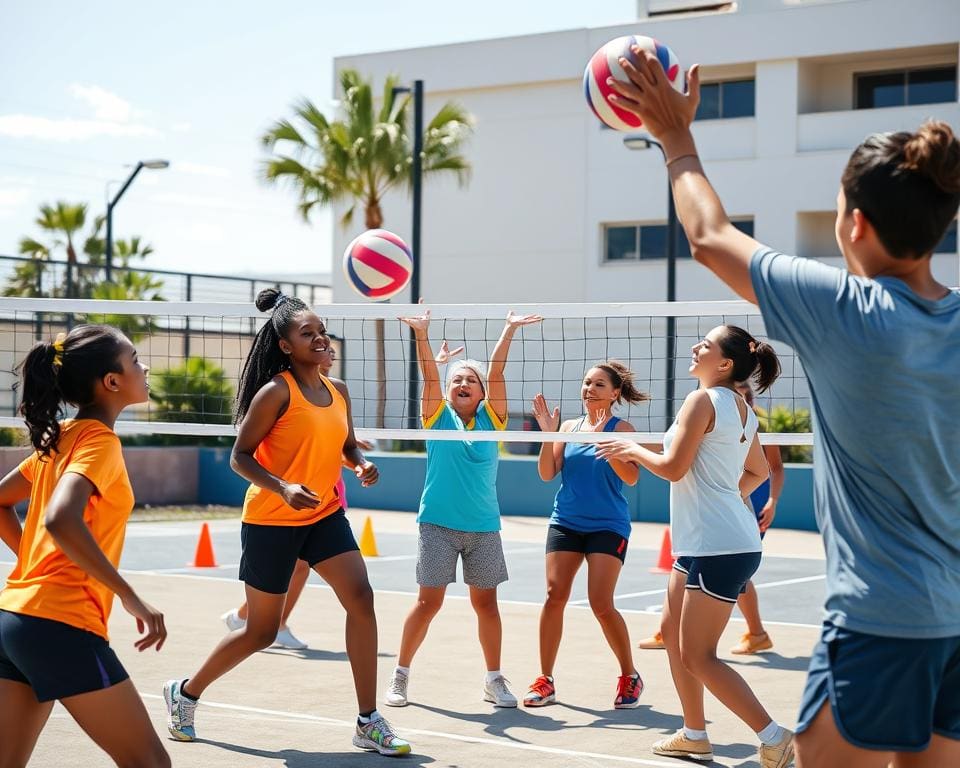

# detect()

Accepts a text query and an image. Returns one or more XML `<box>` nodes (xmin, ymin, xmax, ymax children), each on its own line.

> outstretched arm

<box><xmin>399</xmin><ymin>308</ymin><xmax>443</xmax><ymax>420</ymax></box>
<box><xmin>608</xmin><ymin>49</ymin><xmax>762</xmax><ymax>303</ymax></box>
<box><xmin>487</xmin><ymin>311</ymin><xmax>543</xmax><ymax>422</ymax></box>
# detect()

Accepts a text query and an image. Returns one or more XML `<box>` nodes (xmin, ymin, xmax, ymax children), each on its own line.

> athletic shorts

<box><xmin>416</xmin><ymin>523</ymin><xmax>508</xmax><ymax>590</ymax></box>
<box><xmin>674</xmin><ymin>552</ymin><xmax>762</xmax><ymax>603</ymax></box>
<box><xmin>546</xmin><ymin>523</ymin><xmax>629</xmax><ymax>564</ymax></box>
<box><xmin>797</xmin><ymin>622</ymin><xmax>960</xmax><ymax>751</ymax></box>
<box><xmin>750</xmin><ymin>479</ymin><xmax>770</xmax><ymax>540</ymax></box>
<box><xmin>0</xmin><ymin>610</ymin><xmax>129</xmax><ymax>702</ymax></box>
<box><xmin>239</xmin><ymin>509</ymin><xmax>358</xmax><ymax>594</ymax></box>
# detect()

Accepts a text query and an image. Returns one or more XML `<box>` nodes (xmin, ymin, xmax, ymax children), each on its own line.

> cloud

<box><xmin>149</xmin><ymin>192</ymin><xmax>257</xmax><ymax>213</ymax></box>
<box><xmin>171</xmin><ymin>121</ymin><xmax>192</xmax><ymax>133</ymax></box>
<box><xmin>68</xmin><ymin>84</ymin><xmax>134</xmax><ymax>122</ymax></box>
<box><xmin>176</xmin><ymin>162</ymin><xmax>231</xmax><ymax>179</ymax></box>
<box><xmin>0</xmin><ymin>187</ymin><xmax>31</xmax><ymax>220</ymax></box>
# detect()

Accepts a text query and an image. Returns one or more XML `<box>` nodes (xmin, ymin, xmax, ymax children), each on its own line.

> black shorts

<box><xmin>674</xmin><ymin>552</ymin><xmax>762</xmax><ymax>603</ymax></box>
<box><xmin>0</xmin><ymin>610</ymin><xmax>129</xmax><ymax>702</ymax></box>
<box><xmin>546</xmin><ymin>524</ymin><xmax>629</xmax><ymax>564</ymax></box>
<box><xmin>239</xmin><ymin>509</ymin><xmax>358</xmax><ymax>594</ymax></box>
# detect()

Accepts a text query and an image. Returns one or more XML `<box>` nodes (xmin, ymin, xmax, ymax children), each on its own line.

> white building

<box><xmin>330</xmin><ymin>0</ymin><xmax>959</xmax><ymax>430</ymax></box>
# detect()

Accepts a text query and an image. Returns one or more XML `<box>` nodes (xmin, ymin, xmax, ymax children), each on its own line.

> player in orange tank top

<box><xmin>0</xmin><ymin>325</ymin><xmax>170</xmax><ymax>767</ymax></box>
<box><xmin>163</xmin><ymin>289</ymin><xmax>411</xmax><ymax>757</ymax></box>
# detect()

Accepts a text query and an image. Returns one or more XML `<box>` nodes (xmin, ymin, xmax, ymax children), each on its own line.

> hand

<box><xmin>435</xmin><ymin>340</ymin><xmax>465</xmax><ymax>365</ymax></box>
<box><xmin>758</xmin><ymin>499</ymin><xmax>777</xmax><ymax>533</ymax></box>
<box><xmin>356</xmin><ymin>438</ymin><xmax>374</xmax><ymax>451</ymax></box>
<box><xmin>281</xmin><ymin>483</ymin><xmax>320</xmax><ymax>510</ymax></box>
<box><xmin>120</xmin><ymin>591</ymin><xmax>167</xmax><ymax>652</ymax></box>
<box><xmin>355</xmin><ymin>461</ymin><xmax>379</xmax><ymax>487</ymax></box>
<box><xmin>596</xmin><ymin>439</ymin><xmax>642</xmax><ymax>465</ymax></box>
<box><xmin>606</xmin><ymin>47</ymin><xmax>701</xmax><ymax>142</ymax></box>
<box><xmin>531</xmin><ymin>393</ymin><xmax>560</xmax><ymax>432</ymax></box>
<box><xmin>505</xmin><ymin>310</ymin><xmax>543</xmax><ymax>329</ymax></box>
<box><xmin>399</xmin><ymin>307</ymin><xmax>431</xmax><ymax>332</ymax></box>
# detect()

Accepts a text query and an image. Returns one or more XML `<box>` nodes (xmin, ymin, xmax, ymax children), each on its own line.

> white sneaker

<box><xmin>221</xmin><ymin>609</ymin><xmax>245</xmax><ymax>632</ymax></box>
<box><xmin>272</xmin><ymin>626</ymin><xmax>308</xmax><ymax>650</ymax></box>
<box><xmin>483</xmin><ymin>675</ymin><xmax>518</xmax><ymax>708</ymax></box>
<box><xmin>384</xmin><ymin>669</ymin><xmax>409</xmax><ymax>707</ymax></box>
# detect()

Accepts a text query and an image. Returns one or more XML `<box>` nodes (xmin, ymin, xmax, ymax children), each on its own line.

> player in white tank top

<box><xmin>598</xmin><ymin>324</ymin><xmax>789</xmax><ymax>764</ymax></box>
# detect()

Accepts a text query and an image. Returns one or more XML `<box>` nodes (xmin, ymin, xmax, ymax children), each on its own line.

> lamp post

<box><xmin>623</xmin><ymin>134</ymin><xmax>678</xmax><ymax>428</ymax></box>
<box><xmin>393</xmin><ymin>81</ymin><xmax>424</xmax><ymax>430</ymax></box>
<box><xmin>105</xmin><ymin>159</ymin><xmax>169</xmax><ymax>281</ymax></box>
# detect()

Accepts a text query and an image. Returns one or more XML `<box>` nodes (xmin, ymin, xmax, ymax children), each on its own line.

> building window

<box><xmin>855</xmin><ymin>67</ymin><xmax>957</xmax><ymax>109</ymax></box>
<box><xmin>936</xmin><ymin>220</ymin><xmax>957</xmax><ymax>254</ymax></box>
<box><xmin>695</xmin><ymin>79</ymin><xmax>755</xmax><ymax>120</ymax></box>
<box><xmin>604</xmin><ymin>219</ymin><xmax>754</xmax><ymax>262</ymax></box>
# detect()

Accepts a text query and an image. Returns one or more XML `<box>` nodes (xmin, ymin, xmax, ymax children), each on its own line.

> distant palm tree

<box><xmin>12</xmin><ymin>201</ymin><xmax>88</xmax><ymax>297</ymax></box>
<box><xmin>260</xmin><ymin>68</ymin><xmax>473</xmax><ymax>426</ymax></box>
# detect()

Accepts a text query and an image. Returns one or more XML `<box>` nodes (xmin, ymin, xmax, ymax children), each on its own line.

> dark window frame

<box><xmin>603</xmin><ymin>219</ymin><xmax>754</xmax><ymax>262</ymax></box>
<box><xmin>854</xmin><ymin>65</ymin><xmax>957</xmax><ymax>110</ymax></box>
<box><xmin>695</xmin><ymin>78</ymin><xmax>756</xmax><ymax>121</ymax></box>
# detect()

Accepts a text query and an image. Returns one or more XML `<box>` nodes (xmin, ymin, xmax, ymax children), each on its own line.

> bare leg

<box><xmin>313</xmin><ymin>551</ymin><xmax>377</xmax><ymax>713</ymax></box>
<box><xmin>184</xmin><ymin>584</ymin><xmax>285</xmax><ymax>697</ymax></box>
<box><xmin>60</xmin><ymin>679</ymin><xmax>170</xmax><ymax>768</ymax></box>
<box><xmin>585</xmin><ymin>553</ymin><xmax>634</xmax><ymax>676</ymax></box>
<box><xmin>795</xmin><ymin>701</ymin><xmax>892</xmax><ymax>768</ymax></box>
<box><xmin>736</xmin><ymin>580</ymin><xmax>766</xmax><ymax>636</ymax></box>
<box><xmin>894</xmin><ymin>735</ymin><xmax>960</xmax><ymax>768</ymax></box>
<box><xmin>661</xmin><ymin>570</ymin><xmax>706</xmax><ymax>730</ymax></box>
<box><xmin>679</xmin><ymin>589</ymin><xmax>772</xmax><ymax>732</ymax></box>
<box><xmin>538</xmin><ymin>551</ymin><xmax>583</xmax><ymax>676</ymax></box>
<box><xmin>396</xmin><ymin>585</ymin><xmax>446</xmax><ymax>669</ymax></box>
<box><xmin>469</xmin><ymin>585</ymin><xmax>502</xmax><ymax>671</ymax></box>
<box><xmin>280</xmin><ymin>559</ymin><xmax>310</xmax><ymax>628</ymax></box>
<box><xmin>0</xmin><ymin>679</ymin><xmax>54</xmax><ymax>768</ymax></box>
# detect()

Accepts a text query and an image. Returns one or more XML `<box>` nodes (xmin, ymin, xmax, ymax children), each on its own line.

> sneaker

<box><xmin>163</xmin><ymin>679</ymin><xmax>198</xmax><ymax>741</ymax></box>
<box><xmin>637</xmin><ymin>631</ymin><xmax>665</xmax><ymax>650</ymax></box>
<box><xmin>352</xmin><ymin>714</ymin><xmax>412</xmax><ymax>756</ymax></box>
<box><xmin>221</xmin><ymin>609</ymin><xmax>245</xmax><ymax>632</ymax></box>
<box><xmin>759</xmin><ymin>728</ymin><xmax>795</xmax><ymax>768</ymax></box>
<box><xmin>523</xmin><ymin>675</ymin><xmax>556</xmax><ymax>707</ymax></box>
<box><xmin>731</xmin><ymin>631</ymin><xmax>774</xmax><ymax>655</ymax></box>
<box><xmin>483</xmin><ymin>675</ymin><xmax>518</xmax><ymax>708</ymax></box>
<box><xmin>614</xmin><ymin>672</ymin><xmax>643</xmax><ymax>709</ymax></box>
<box><xmin>384</xmin><ymin>669</ymin><xmax>409</xmax><ymax>707</ymax></box>
<box><xmin>272</xmin><ymin>626</ymin><xmax>308</xmax><ymax>650</ymax></box>
<box><xmin>652</xmin><ymin>730</ymin><xmax>714</xmax><ymax>762</ymax></box>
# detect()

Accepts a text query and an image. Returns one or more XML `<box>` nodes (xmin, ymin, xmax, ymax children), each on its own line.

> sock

<box><xmin>683</xmin><ymin>727</ymin><xmax>708</xmax><ymax>741</ymax></box>
<box><xmin>757</xmin><ymin>720</ymin><xmax>784</xmax><ymax>746</ymax></box>
<box><xmin>358</xmin><ymin>709</ymin><xmax>378</xmax><ymax>725</ymax></box>
<box><xmin>180</xmin><ymin>679</ymin><xmax>199</xmax><ymax>702</ymax></box>
<box><xmin>485</xmin><ymin>670</ymin><xmax>502</xmax><ymax>683</ymax></box>
<box><xmin>394</xmin><ymin>665</ymin><xmax>410</xmax><ymax>676</ymax></box>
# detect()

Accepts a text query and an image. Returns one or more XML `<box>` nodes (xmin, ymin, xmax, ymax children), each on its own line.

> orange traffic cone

<box><xmin>359</xmin><ymin>516</ymin><xmax>379</xmax><ymax>558</ymax></box>
<box><xmin>191</xmin><ymin>522</ymin><xmax>218</xmax><ymax>568</ymax></box>
<box><xmin>649</xmin><ymin>527</ymin><xmax>673</xmax><ymax>574</ymax></box>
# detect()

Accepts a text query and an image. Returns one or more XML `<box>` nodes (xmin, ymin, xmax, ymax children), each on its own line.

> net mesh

<box><xmin>0</xmin><ymin>298</ymin><xmax>812</xmax><ymax>450</ymax></box>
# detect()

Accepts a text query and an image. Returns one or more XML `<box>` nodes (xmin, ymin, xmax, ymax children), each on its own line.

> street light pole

<box><xmin>623</xmin><ymin>135</ymin><xmax>677</xmax><ymax>428</ymax></box>
<box><xmin>105</xmin><ymin>159</ymin><xmax>169</xmax><ymax>281</ymax></box>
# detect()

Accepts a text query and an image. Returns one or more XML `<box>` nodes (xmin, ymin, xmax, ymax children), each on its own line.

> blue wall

<box><xmin>198</xmin><ymin>449</ymin><xmax>817</xmax><ymax>531</ymax></box>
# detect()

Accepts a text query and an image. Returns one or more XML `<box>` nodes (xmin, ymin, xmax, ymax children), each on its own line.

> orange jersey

<box><xmin>0</xmin><ymin>420</ymin><xmax>134</xmax><ymax>640</ymax></box>
<box><xmin>242</xmin><ymin>370</ymin><xmax>349</xmax><ymax>526</ymax></box>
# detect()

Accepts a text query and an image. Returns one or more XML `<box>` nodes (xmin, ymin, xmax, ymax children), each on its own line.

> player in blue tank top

<box><xmin>522</xmin><ymin>361</ymin><xmax>648</xmax><ymax>711</ymax></box>
<box><xmin>609</xmin><ymin>48</ymin><xmax>960</xmax><ymax>768</ymax></box>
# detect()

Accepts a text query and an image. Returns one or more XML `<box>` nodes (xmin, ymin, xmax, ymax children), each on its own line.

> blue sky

<box><xmin>0</xmin><ymin>1</ymin><xmax>635</xmax><ymax>279</ymax></box>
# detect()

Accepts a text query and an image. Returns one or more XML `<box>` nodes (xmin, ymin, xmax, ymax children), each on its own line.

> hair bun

<box><xmin>901</xmin><ymin>121</ymin><xmax>960</xmax><ymax>195</ymax></box>
<box><xmin>255</xmin><ymin>288</ymin><xmax>281</xmax><ymax>313</ymax></box>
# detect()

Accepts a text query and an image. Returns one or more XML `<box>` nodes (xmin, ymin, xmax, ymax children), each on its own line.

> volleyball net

<box><xmin>0</xmin><ymin>297</ymin><xmax>813</xmax><ymax>453</ymax></box>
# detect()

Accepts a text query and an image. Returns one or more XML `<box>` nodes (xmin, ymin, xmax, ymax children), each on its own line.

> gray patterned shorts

<box><xmin>416</xmin><ymin>523</ymin><xmax>509</xmax><ymax>589</ymax></box>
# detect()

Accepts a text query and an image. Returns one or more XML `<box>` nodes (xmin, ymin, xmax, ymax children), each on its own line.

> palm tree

<box><xmin>260</xmin><ymin>68</ymin><xmax>474</xmax><ymax>426</ymax></box>
<box><xmin>10</xmin><ymin>201</ymin><xmax>88</xmax><ymax>297</ymax></box>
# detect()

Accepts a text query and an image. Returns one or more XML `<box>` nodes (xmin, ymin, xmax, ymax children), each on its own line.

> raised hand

<box><xmin>606</xmin><ymin>47</ymin><xmax>701</xmax><ymax>141</ymax></box>
<box><xmin>531</xmin><ymin>393</ymin><xmax>561</xmax><ymax>432</ymax></box>
<box><xmin>596</xmin><ymin>439</ymin><xmax>642</xmax><ymax>465</ymax></box>
<box><xmin>121</xmin><ymin>590</ymin><xmax>167</xmax><ymax>652</ymax></box>
<box><xmin>435</xmin><ymin>340</ymin><xmax>465</xmax><ymax>365</ymax></box>
<box><xmin>398</xmin><ymin>308</ymin><xmax>431</xmax><ymax>332</ymax></box>
<box><xmin>505</xmin><ymin>310</ymin><xmax>544</xmax><ymax>329</ymax></box>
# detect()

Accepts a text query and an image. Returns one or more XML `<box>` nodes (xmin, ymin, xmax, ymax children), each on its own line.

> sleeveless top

<box><xmin>242</xmin><ymin>370</ymin><xmax>348</xmax><ymax>526</ymax></box>
<box><xmin>550</xmin><ymin>416</ymin><xmax>631</xmax><ymax>539</ymax></box>
<box><xmin>664</xmin><ymin>387</ymin><xmax>762</xmax><ymax>556</ymax></box>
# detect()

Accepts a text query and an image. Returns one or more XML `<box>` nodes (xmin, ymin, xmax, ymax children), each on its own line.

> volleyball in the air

<box><xmin>583</xmin><ymin>35</ymin><xmax>685</xmax><ymax>131</ymax></box>
<box><xmin>342</xmin><ymin>229</ymin><xmax>413</xmax><ymax>301</ymax></box>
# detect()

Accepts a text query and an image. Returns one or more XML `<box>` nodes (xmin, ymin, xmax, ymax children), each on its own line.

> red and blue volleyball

<box><xmin>583</xmin><ymin>35</ymin><xmax>685</xmax><ymax>131</ymax></box>
<box><xmin>342</xmin><ymin>229</ymin><xmax>413</xmax><ymax>301</ymax></box>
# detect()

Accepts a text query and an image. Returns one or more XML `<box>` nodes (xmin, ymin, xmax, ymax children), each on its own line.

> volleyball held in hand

<box><xmin>583</xmin><ymin>35</ymin><xmax>685</xmax><ymax>131</ymax></box>
<box><xmin>343</xmin><ymin>229</ymin><xmax>414</xmax><ymax>301</ymax></box>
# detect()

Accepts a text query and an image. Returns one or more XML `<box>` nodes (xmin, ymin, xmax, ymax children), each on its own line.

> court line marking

<box><xmin>138</xmin><ymin>693</ymin><xmax>685</xmax><ymax>767</ymax></box>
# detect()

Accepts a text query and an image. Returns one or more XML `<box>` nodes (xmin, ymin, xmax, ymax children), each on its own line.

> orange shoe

<box><xmin>637</xmin><ymin>631</ymin><xmax>665</xmax><ymax>650</ymax></box>
<box><xmin>731</xmin><ymin>631</ymin><xmax>774</xmax><ymax>655</ymax></box>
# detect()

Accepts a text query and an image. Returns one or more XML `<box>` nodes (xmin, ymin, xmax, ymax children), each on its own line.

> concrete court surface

<box><xmin>4</xmin><ymin>511</ymin><xmax>824</xmax><ymax>767</ymax></box>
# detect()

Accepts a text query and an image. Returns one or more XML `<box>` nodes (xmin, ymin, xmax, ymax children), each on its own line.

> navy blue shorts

<box><xmin>546</xmin><ymin>524</ymin><xmax>629</xmax><ymax>563</ymax></box>
<box><xmin>674</xmin><ymin>553</ymin><xmax>762</xmax><ymax>603</ymax></box>
<box><xmin>0</xmin><ymin>610</ymin><xmax>129</xmax><ymax>702</ymax></box>
<box><xmin>749</xmin><ymin>479</ymin><xmax>770</xmax><ymax>541</ymax></box>
<box><xmin>797</xmin><ymin>622</ymin><xmax>960</xmax><ymax>751</ymax></box>
<box><xmin>240</xmin><ymin>509</ymin><xmax>358</xmax><ymax>594</ymax></box>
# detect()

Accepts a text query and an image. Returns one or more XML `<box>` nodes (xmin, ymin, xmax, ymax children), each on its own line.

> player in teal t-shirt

<box><xmin>609</xmin><ymin>46</ymin><xmax>960</xmax><ymax>768</ymax></box>
<box><xmin>383</xmin><ymin>307</ymin><xmax>541</xmax><ymax>711</ymax></box>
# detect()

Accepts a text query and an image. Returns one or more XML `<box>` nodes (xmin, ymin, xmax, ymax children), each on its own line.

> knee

<box><xmin>589</xmin><ymin>596</ymin><xmax>617</xmax><ymax>622</ymax></box>
<box><xmin>345</xmin><ymin>582</ymin><xmax>375</xmax><ymax>616</ymax></box>
<box><xmin>415</xmin><ymin>595</ymin><xmax>444</xmax><ymax>617</ymax></box>
<box><xmin>544</xmin><ymin>582</ymin><xmax>571</xmax><ymax>609</ymax></box>
<box><xmin>470</xmin><ymin>593</ymin><xmax>500</xmax><ymax>618</ymax></box>
<box><xmin>679</xmin><ymin>644</ymin><xmax>714</xmax><ymax>676</ymax></box>
<box><xmin>244</xmin><ymin>623</ymin><xmax>279</xmax><ymax>651</ymax></box>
